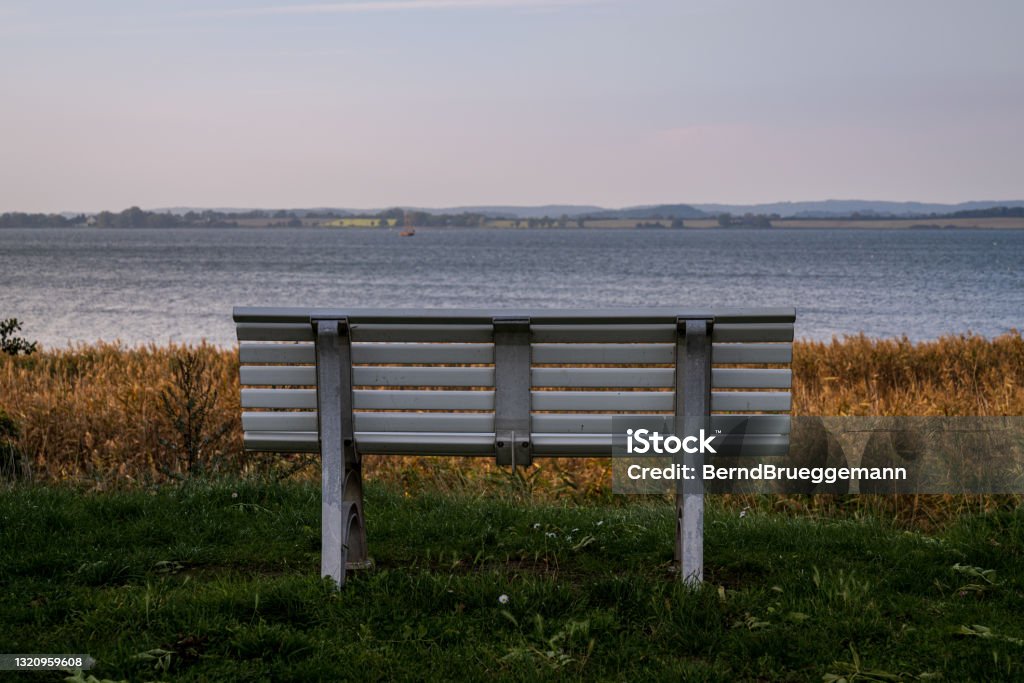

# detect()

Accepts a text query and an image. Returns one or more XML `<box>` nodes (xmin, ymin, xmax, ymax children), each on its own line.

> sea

<box><xmin>0</xmin><ymin>227</ymin><xmax>1021</xmax><ymax>347</ymax></box>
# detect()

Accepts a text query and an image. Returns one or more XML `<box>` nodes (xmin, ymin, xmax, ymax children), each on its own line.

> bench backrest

<box><xmin>235</xmin><ymin>307</ymin><xmax>794</xmax><ymax>461</ymax></box>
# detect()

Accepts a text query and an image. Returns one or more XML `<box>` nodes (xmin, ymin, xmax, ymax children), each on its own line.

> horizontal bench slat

<box><xmin>354</xmin><ymin>343</ymin><xmax>493</xmax><ymax>365</ymax></box>
<box><xmin>240</xmin><ymin>342</ymin><xmax>793</xmax><ymax>369</ymax></box>
<box><xmin>535</xmin><ymin>414</ymin><xmax>792</xmax><ymax>435</ymax></box>
<box><xmin>712</xmin><ymin>323</ymin><xmax>793</xmax><ymax>343</ymax></box>
<box><xmin>243</xmin><ymin>412</ymin><xmax>317</xmax><ymax>432</ymax></box>
<box><xmin>243</xmin><ymin>431</ymin><xmax>319</xmax><ymax>452</ymax></box>
<box><xmin>352</xmin><ymin>325</ymin><xmax>493</xmax><ymax>343</ymax></box>
<box><xmin>534</xmin><ymin>414</ymin><xmax>659</xmax><ymax>434</ymax></box>
<box><xmin>708</xmin><ymin>434</ymin><xmax>792</xmax><ymax>457</ymax></box>
<box><xmin>242</xmin><ymin>388</ymin><xmax>790</xmax><ymax>413</ymax></box>
<box><xmin>528</xmin><ymin>433</ymin><xmax>791</xmax><ymax>456</ymax></box>
<box><xmin>239</xmin><ymin>343</ymin><xmax>315</xmax><ymax>364</ymax></box>
<box><xmin>243</xmin><ymin>388</ymin><xmax>497</xmax><ymax>410</ymax></box>
<box><xmin>533</xmin><ymin>367</ymin><xmax>675</xmax><ymax>388</ymax></box>
<box><xmin>240</xmin><ymin>366</ymin><xmax>316</xmax><ymax>386</ymax></box>
<box><xmin>236</xmin><ymin>321</ymin><xmax>793</xmax><ymax>345</ymax></box>
<box><xmin>711</xmin><ymin>391</ymin><xmax>792</xmax><ymax>412</ymax></box>
<box><xmin>242</xmin><ymin>430</ymin><xmax>791</xmax><ymax>455</ymax></box>
<box><xmin>712</xmin><ymin>343</ymin><xmax>792</xmax><ymax>364</ymax></box>
<box><xmin>243</xmin><ymin>412</ymin><xmax>496</xmax><ymax>433</ymax></box>
<box><xmin>531</xmin><ymin>343</ymin><xmax>670</xmax><ymax>364</ymax></box>
<box><xmin>531</xmin><ymin>391</ymin><xmax>673</xmax><ymax>411</ymax></box>
<box><xmin>241</xmin><ymin>366</ymin><xmax>496</xmax><ymax>387</ymax></box>
<box><xmin>242</xmin><ymin>430</ymin><xmax>497</xmax><ymax>455</ymax></box>
<box><xmin>242</xmin><ymin>388</ymin><xmax>318</xmax><ymax>409</ymax></box>
<box><xmin>535</xmin><ymin>343</ymin><xmax>794</xmax><ymax>365</ymax></box>
<box><xmin>545</xmin><ymin>368</ymin><xmax>796</xmax><ymax>391</ymax></box>
<box><xmin>355</xmin><ymin>366</ymin><xmax>494</xmax><ymax>387</ymax></box>
<box><xmin>354</xmin><ymin>389</ymin><xmax>495</xmax><ymax>410</ymax></box>
<box><xmin>712</xmin><ymin>368</ymin><xmax>791</xmax><ymax>389</ymax></box>
<box><xmin>237</xmin><ymin>323</ymin><xmax>313</xmax><ymax>342</ymax></box>
<box><xmin>710</xmin><ymin>414</ymin><xmax>791</xmax><ymax>434</ymax></box>
<box><xmin>240</xmin><ymin>343</ymin><xmax>494</xmax><ymax>365</ymax></box>
<box><xmin>355</xmin><ymin>432</ymin><xmax>495</xmax><ymax>455</ymax></box>
<box><xmin>234</xmin><ymin>306</ymin><xmax>796</xmax><ymax>325</ymax></box>
<box><xmin>242</xmin><ymin>367</ymin><xmax>793</xmax><ymax>390</ymax></box>
<box><xmin>243</xmin><ymin>411</ymin><xmax>792</xmax><ymax>436</ymax></box>
<box><xmin>532</xmin><ymin>325</ymin><xmax>676</xmax><ymax>343</ymax></box>
<box><xmin>357</xmin><ymin>413</ymin><xmax>493</xmax><ymax>432</ymax></box>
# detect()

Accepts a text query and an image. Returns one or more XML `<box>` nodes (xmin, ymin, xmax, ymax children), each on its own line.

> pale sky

<box><xmin>1</xmin><ymin>0</ymin><xmax>1022</xmax><ymax>212</ymax></box>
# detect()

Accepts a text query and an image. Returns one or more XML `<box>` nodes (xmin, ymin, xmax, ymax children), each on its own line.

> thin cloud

<box><xmin>196</xmin><ymin>0</ymin><xmax>604</xmax><ymax>18</ymax></box>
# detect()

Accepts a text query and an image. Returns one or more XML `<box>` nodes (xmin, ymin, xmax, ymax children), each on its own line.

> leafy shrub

<box><xmin>0</xmin><ymin>408</ymin><xmax>26</xmax><ymax>481</ymax></box>
<box><xmin>0</xmin><ymin>318</ymin><xmax>37</xmax><ymax>356</ymax></box>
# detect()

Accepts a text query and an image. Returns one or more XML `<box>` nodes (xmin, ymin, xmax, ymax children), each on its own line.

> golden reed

<box><xmin>2</xmin><ymin>334</ymin><xmax>1022</xmax><ymax>525</ymax></box>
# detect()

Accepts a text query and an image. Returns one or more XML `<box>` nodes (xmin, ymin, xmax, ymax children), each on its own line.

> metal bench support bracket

<box><xmin>493</xmin><ymin>317</ymin><xmax>532</xmax><ymax>468</ymax></box>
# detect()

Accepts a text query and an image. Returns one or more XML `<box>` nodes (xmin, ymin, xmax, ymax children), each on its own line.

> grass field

<box><xmin>2</xmin><ymin>479</ymin><xmax>1023</xmax><ymax>682</ymax></box>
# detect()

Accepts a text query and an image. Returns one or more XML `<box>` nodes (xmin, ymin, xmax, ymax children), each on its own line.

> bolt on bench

<box><xmin>234</xmin><ymin>307</ymin><xmax>794</xmax><ymax>586</ymax></box>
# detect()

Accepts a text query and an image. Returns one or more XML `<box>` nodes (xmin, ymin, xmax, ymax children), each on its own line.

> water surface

<box><xmin>0</xmin><ymin>227</ymin><xmax>1021</xmax><ymax>347</ymax></box>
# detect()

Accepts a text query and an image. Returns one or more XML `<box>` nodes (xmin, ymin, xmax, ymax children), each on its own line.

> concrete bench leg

<box><xmin>315</xmin><ymin>318</ymin><xmax>368</xmax><ymax>588</ymax></box>
<box><xmin>676</xmin><ymin>478</ymin><xmax>704</xmax><ymax>584</ymax></box>
<box><xmin>675</xmin><ymin>317</ymin><xmax>710</xmax><ymax>584</ymax></box>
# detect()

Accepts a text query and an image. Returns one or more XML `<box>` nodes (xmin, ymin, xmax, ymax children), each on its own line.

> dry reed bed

<box><xmin>2</xmin><ymin>334</ymin><xmax>1023</xmax><ymax>517</ymax></box>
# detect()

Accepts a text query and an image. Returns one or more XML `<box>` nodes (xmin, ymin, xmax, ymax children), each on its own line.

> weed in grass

<box><xmin>500</xmin><ymin>612</ymin><xmax>595</xmax><ymax>673</ymax></box>
<box><xmin>158</xmin><ymin>349</ymin><xmax>236</xmax><ymax>478</ymax></box>
<box><xmin>812</xmin><ymin>567</ymin><xmax>875</xmax><ymax>613</ymax></box>
<box><xmin>948</xmin><ymin>563</ymin><xmax>1002</xmax><ymax>603</ymax></box>
<box><xmin>823</xmin><ymin>642</ymin><xmax>937</xmax><ymax>682</ymax></box>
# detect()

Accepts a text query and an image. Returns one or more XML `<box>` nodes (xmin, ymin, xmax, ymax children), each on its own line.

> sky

<box><xmin>1</xmin><ymin>0</ymin><xmax>1022</xmax><ymax>212</ymax></box>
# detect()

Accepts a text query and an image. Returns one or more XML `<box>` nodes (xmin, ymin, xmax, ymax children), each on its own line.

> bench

<box><xmin>233</xmin><ymin>307</ymin><xmax>795</xmax><ymax>586</ymax></box>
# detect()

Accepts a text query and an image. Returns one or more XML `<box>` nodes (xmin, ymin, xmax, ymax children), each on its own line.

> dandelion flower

<box><xmin>498</xmin><ymin>594</ymin><xmax>509</xmax><ymax>604</ymax></box>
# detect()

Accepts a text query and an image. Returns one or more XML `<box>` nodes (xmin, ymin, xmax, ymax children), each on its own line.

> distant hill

<box><xmin>692</xmin><ymin>199</ymin><xmax>1024</xmax><ymax>218</ymax></box>
<box><xmin>95</xmin><ymin>199</ymin><xmax>1024</xmax><ymax>221</ymax></box>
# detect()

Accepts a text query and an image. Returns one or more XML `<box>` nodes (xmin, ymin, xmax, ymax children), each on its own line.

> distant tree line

<box><xmin>3</xmin><ymin>204</ymin><xmax>1023</xmax><ymax>229</ymax></box>
<box><xmin>0</xmin><ymin>212</ymin><xmax>86</xmax><ymax>228</ymax></box>
<box><xmin>716</xmin><ymin>213</ymin><xmax>775</xmax><ymax>228</ymax></box>
<box><xmin>0</xmin><ymin>207</ymin><xmax>242</xmax><ymax>228</ymax></box>
<box><xmin>378</xmin><ymin>208</ymin><xmax>495</xmax><ymax>227</ymax></box>
<box><xmin>92</xmin><ymin>207</ymin><xmax>239</xmax><ymax>229</ymax></box>
<box><xmin>947</xmin><ymin>206</ymin><xmax>1024</xmax><ymax>218</ymax></box>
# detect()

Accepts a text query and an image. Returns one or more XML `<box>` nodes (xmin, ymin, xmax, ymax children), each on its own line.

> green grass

<box><xmin>2</xmin><ymin>481</ymin><xmax>1024</xmax><ymax>681</ymax></box>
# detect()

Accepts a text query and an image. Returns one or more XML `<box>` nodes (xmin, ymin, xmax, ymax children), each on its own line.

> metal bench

<box><xmin>234</xmin><ymin>307</ymin><xmax>794</xmax><ymax>586</ymax></box>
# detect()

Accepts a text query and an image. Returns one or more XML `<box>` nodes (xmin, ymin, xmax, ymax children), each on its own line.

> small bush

<box><xmin>0</xmin><ymin>318</ymin><xmax>37</xmax><ymax>356</ymax></box>
<box><xmin>157</xmin><ymin>349</ymin><xmax>237</xmax><ymax>477</ymax></box>
<box><xmin>0</xmin><ymin>408</ymin><xmax>26</xmax><ymax>481</ymax></box>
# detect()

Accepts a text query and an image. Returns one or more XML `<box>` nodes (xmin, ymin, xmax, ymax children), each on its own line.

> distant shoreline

<box><xmin>4</xmin><ymin>219</ymin><xmax>1024</xmax><ymax>230</ymax></box>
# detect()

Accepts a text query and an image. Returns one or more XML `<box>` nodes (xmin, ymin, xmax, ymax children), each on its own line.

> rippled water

<box><xmin>0</xmin><ymin>227</ymin><xmax>1021</xmax><ymax>347</ymax></box>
